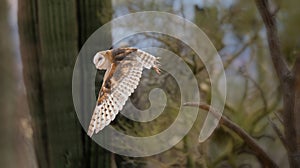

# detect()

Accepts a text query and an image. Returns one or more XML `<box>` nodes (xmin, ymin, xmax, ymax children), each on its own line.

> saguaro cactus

<box><xmin>18</xmin><ymin>0</ymin><xmax>112</xmax><ymax>167</ymax></box>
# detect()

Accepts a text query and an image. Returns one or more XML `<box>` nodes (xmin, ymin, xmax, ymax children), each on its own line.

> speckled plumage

<box><xmin>87</xmin><ymin>48</ymin><xmax>160</xmax><ymax>137</ymax></box>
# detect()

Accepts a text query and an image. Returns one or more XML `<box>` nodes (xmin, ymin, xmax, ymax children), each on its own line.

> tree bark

<box><xmin>293</xmin><ymin>57</ymin><xmax>300</xmax><ymax>166</ymax></box>
<box><xmin>18</xmin><ymin>0</ymin><xmax>112</xmax><ymax>167</ymax></box>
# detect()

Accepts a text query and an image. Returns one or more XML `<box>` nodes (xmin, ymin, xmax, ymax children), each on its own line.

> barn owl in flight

<box><xmin>87</xmin><ymin>48</ymin><xmax>160</xmax><ymax>137</ymax></box>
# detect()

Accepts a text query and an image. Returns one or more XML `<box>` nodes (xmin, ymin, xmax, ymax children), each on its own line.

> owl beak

<box><xmin>96</xmin><ymin>62</ymin><xmax>103</xmax><ymax>69</ymax></box>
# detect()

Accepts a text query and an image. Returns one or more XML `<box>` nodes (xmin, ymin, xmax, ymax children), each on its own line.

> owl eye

<box><xmin>93</xmin><ymin>53</ymin><xmax>104</xmax><ymax>65</ymax></box>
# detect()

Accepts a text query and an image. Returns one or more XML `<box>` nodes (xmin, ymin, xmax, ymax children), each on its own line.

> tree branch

<box><xmin>268</xmin><ymin>118</ymin><xmax>289</xmax><ymax>151</ymax></box>
<box><xmin>255</xmin><ymin>1</ymin><xmax>300</xmax><ymax>167</ymax></box>
<box><xmin>254</xmin><ymin>0</ymin><xmax>290</xmax><ymax>83</ymax></box>
<box><xmin>184</xmin><ymin>102</ymin><xmax>278</xmax><ymax>168</ymax></box>
<box><xmin>240</xmin><ymin>69</ymin><xmax>268</xmax><ymax>113</ymax></box>
<box><xmin>224</xmin><ymin>33</ymin><xmax>257</xmax><ymax>69</ymax></box>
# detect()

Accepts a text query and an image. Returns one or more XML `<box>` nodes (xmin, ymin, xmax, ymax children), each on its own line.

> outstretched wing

<box><xmin>87</xmin><ymin>48</ymin><xmax>159</xmax><ymax>137</ymax></box>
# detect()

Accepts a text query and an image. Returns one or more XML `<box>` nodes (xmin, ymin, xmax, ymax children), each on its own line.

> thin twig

<box><xmin>274</xmin><ymin>111</ymin><xmax>284</xmax><ymax>125</ymax></box>
<box><xmin>184</xmin><ymin>102</ymin><xmax>278</xmax><ymax>168</ymax></box>
<box><xmin>268</xmin><ymin>117</ymin><xmax>289</xmax><ymax>151</ymax></box>
<box><xmin>240</xmin><ymin>70</ymin><xmax>268</xmax><ymax>113</ymax></box>
<box><xmin>224</xmin><ymin>34</ymin><xmax>257</xmax><ymax>69</ymax></box>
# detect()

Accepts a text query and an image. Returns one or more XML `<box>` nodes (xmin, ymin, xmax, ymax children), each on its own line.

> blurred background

<box><xmin>1</xmin><ymin>0</ymin><xmax>299</xmax><ymax>167</ymax></box>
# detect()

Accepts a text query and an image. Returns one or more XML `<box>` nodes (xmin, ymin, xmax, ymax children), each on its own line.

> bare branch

<box><xmin>254</xmin><ymin>0</ymin><xmax>290</xmax><ymax>83</ymax></box>
<box><xmin>184</xmin><ymin>102</ymin><xmax>278</xmax><ymax>168</ymax></box>
<box><xmin>274</xmin><ymin>111</ymin><xmax>284</xmax><ymax>125</ymax></box>
<box><xmin>224</xmin><ymin>34</ymin><xmax>257</xmax><ymax>69</ymax></box>
<box><xmin>255</xmin><ymin>1</ymin><xmax>300</xmax><ymax>166</ymax></box>
<box><xmin>268</xmin><ymin>118</ymin><xmax>289</xmax><ymax>151</ymax></box>
<box><xmin>240</xmin><ymin>69</ymin><xmax>268</xmax><ymax>113</ymax></box>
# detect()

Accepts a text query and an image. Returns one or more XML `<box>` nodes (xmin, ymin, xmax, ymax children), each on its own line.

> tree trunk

<box><xmin>18</xmin><ymin>0</ymin><xmax>112</xmax><ymax>167</ymax></box>
<box><xmin>76</xmin><ymin>0</ymin><xmax>112</xmax><ymax>167</ymax></box>
<box><xmin>0</xmin><ymin>0</ymin><xmax>18</xmax><ymax>167</ymax></box>
<box><xmin>0</xmin><ymin>0</ymin><xmax>31</xmax><ymax>167</ymax></box>
<box><xmin>293</xmin><ymin>57</ymin><xmax>300</xmax><ymax>167</ymax></box>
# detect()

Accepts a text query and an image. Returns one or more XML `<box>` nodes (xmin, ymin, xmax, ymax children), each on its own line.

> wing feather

<box><xmin>135</xmin><ymin>49</ymin><xmax>158</xmax><ymax>69</ymax></box>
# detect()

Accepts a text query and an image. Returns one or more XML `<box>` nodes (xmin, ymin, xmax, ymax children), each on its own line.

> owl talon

<box><xmin>153</xmin><ymin>66</ymin><xmax>161</xmax><ymax>75</ymax></box>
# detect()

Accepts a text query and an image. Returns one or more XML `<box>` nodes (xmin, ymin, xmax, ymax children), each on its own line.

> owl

<box><xmin>87</xmin><ymin>47</ymin><xmax>160</xmax><ymax>137</ymax></box>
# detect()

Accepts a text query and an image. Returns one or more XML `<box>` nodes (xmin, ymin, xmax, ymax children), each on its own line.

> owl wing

<box><xmin>87</xmin><ymin>49</ymin><xmax>159</xmax><ymax>137</ymax></box>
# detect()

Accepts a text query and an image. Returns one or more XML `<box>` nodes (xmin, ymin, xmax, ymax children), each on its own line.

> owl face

<box><xmin>93</xmin><ymin>51</ymin><xmax>110</xmax><ymax>70</ymax></box>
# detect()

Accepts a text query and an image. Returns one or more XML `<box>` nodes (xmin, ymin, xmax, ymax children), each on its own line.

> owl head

<box><xmin>93</xmin><ymin>51</ymin><xmax>111</xmax><ymax>70</ymax></box>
